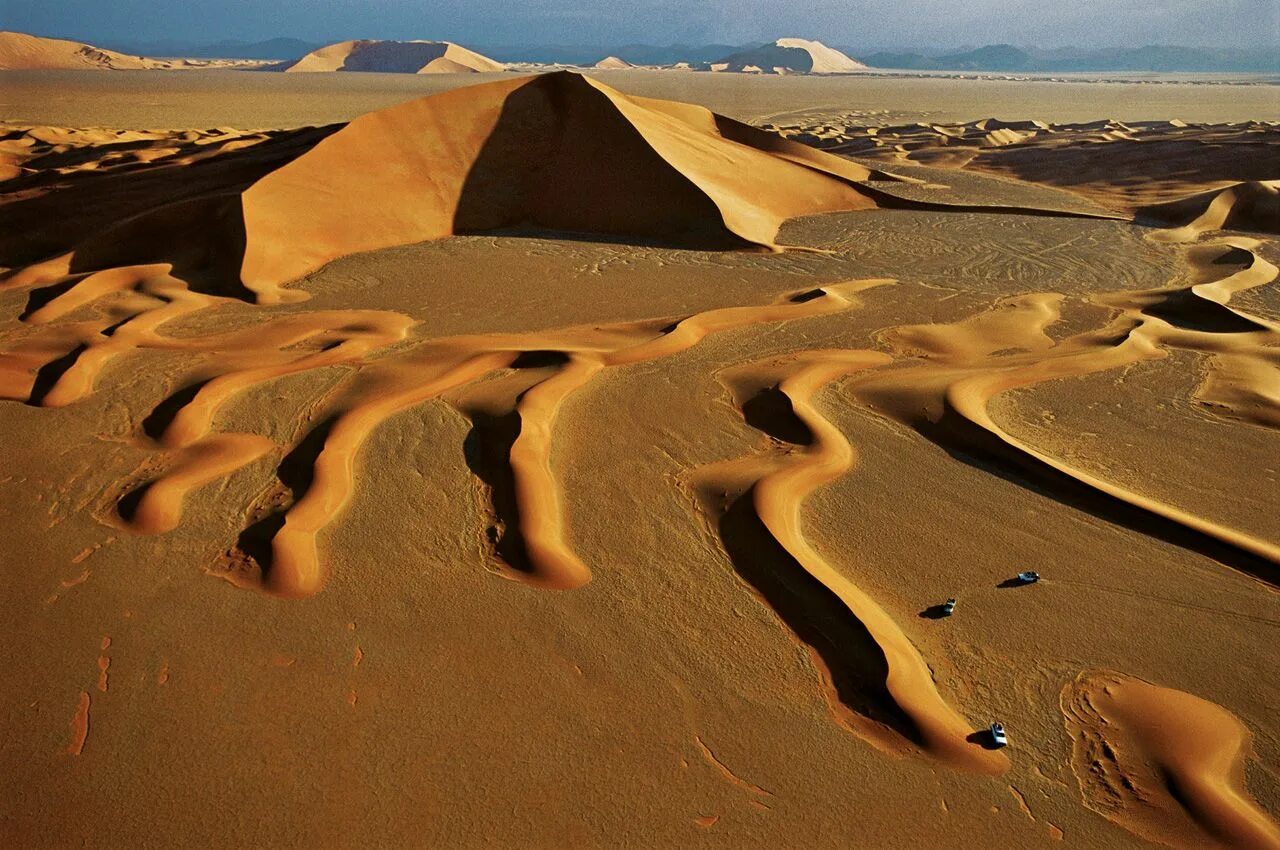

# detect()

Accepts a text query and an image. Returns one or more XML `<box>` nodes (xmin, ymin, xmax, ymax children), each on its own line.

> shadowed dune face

<box><xmin>5</xmin><ymin>72</ymin><xmax>892</xmax><ymax>304</ymax></box>
<box><xmin>281</xmin><ymin>40</ymin><xmax>505</xmax><ymax>74</ymax></box>
<box><xmin>714</xmin><ymin>39</ymin><xmax>868</xmax><ymax>75</ymax></box>
<box><xmin>792</xmin><ymin>116</ymin><xmax>1280</xmax><ymax>214</ymax></box>
<box><xmin>239</xmin><ymin>72</ymin><xmax>883</xmax><ymax>291</ymax></box>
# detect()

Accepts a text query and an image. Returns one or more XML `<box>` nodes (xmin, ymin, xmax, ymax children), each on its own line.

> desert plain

<box><xmin>1</xmin><ymin>60</ymin><xmax>1279</xmax><ymax>849</ymax></box>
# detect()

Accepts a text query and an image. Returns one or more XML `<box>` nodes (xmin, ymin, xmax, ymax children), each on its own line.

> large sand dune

<box><xmin>713</xmin><ymin>38</ymin><xmax>868</xmax><ymax>74</ymax></box>
<box><xmin>1</xmin><ymin>71</ymin><xmax>1278</xmax><ymax>848</ymax></box>
<box><xmin>279</xmin><ymin>39</ymin><xmax>504</xmax><ymax>73</ymax></box>
<box><xmin>0</xmin><ymin>30</ymin><xmax>265</xmax><ymax>71</ymax></box>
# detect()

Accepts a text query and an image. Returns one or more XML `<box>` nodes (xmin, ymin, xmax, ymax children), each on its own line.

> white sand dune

<box><xmin>593</xmin><ymin>56</ymin><xmax>634</xmax><ymax>70</ymax></box>
<box><xmin>712</xmin><ymin>38</ymin><xmax>868</xmax><ymax>74</ymax></box>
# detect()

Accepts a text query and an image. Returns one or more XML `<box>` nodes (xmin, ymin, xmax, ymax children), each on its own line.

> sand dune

<box><xmin>783</xmin><ymin>115</ymin><xmax>1280</xmax><ymax>214</ymax></box>
<box><xmin>7</xmin><ymin>72</ymin><xmax>909</xmax><ymax>304</ymax></box>
<box><xmin>0</xmin><ymin>30</ymin><xmax>266</xmax><ymax>71</ymax></box>
<box><xmin>593</xmin><ymin>56</ymin><xmax>634</xmax><ymax>70</ymax></box>
<box><xmin>1141</xmin><ymin>180</ymin><xmax>1280</xmax><ymax>240</ymax></box>
<box><xmin>0</xmin><ymin>31</ymin><xmax>152</xmax><ymax>71</ymax></box>
<box><xmin>1063</xmin><ymin>671</ymin><xmax>1280</xmax><ymax>849</ymax></box>
<box><xmin>713</xmin><ymin>39</ymin><xmax>868</xmax><ymax>74</ymax></box>
<box><xmin>279</xmin><ymin>39</ymin><xmax>504</xmax><ymax>74</ymax></box>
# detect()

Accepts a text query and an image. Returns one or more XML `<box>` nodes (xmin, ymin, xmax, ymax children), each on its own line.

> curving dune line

<box><xmin>852</xmin><ymin>234</ymin><xmax>1280</xmax><ymax>587</ymax></box>
<box><xmin>1142</xmin><ymin>181</ymin><xmax>1280</xmax><ymax>244</ymax></box>
<box><xmin>261</xmin><ymin>280</ymin><xmax>892</xmax><ymax>596</ymax></box>
<box><xmin>266</xmin><ymin>349</ymin><xmax>515</xmax><ymax>597</ymax></box>
<box><xmin>689</xmin><ymin>349</ymin><xmax>1007</xmax><ymax>773</ymax></box>
<box><xmin>1062</xmin><ymin>670</ymin><xmax>1280</xmax><ymax>850</ymax></box>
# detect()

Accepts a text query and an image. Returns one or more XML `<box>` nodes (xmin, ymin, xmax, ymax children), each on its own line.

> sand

<box><xmin>713</xmin><ymin>39</ymin><xmax>869</xmax><ymax>75</ymax></box>
<box><xmin>279</xmin><ymin>40</ymin><xmax>504</xmax><ymax>74</ymax></box>
<box><xmin>0</xmin><ymin>69</ymin><xmax>1277</xmax><ymax>848</ymax></box>
<box><xmin>0</xmin><ymin>31</ymin><xmax>266</xmax><ymax>72</ymax></box>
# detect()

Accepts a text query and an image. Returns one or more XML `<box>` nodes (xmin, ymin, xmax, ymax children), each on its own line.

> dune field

<box><xmin>0</xmin><ymin>67</ymin><xmax>1278</xmax><ymax>848</ymax></box>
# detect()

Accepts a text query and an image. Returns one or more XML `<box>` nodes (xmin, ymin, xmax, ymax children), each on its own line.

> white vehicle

<box><xmin>942</xmin><ymin>598</ymin><xmax>957</xmax><ymax>616</ymax></box>
<box><xmin>990</xmin><ymin>722</ymin><xmax>1008</xmax><ymax>747</ymax></box>
<box><xmin>1016</xmin><ymin>571</ymin><xmax>1040</xmax><ymax>584</ymax></box>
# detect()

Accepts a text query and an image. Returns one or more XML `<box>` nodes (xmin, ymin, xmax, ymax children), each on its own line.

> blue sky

<box><xmin>4</xmin><ymin>0</ymin><xmax>1278</xmax><ymax>48</ymax></box>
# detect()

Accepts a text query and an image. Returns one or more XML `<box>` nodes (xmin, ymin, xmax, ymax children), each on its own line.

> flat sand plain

<box><xmin>0</xmin><ymin>69</ymin><xmax>1278</xmax><ymax>849</ymax></box>
<box><xmin>2</xmin><ymin>67</ymin><xmax>1278</xmax><ymax>128</ymax></box>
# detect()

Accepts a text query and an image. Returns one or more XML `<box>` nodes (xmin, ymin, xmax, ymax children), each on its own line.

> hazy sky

<box><xmin>4</xmin><ymin>0</ymin><xmax>1278</xmax><ymax>48</ymax></box>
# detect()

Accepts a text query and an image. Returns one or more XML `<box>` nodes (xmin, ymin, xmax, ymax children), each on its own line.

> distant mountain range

<box><xmin>73</xmin><ymin>36</ymin><xmax>1280</xmax><ymax>73</ymax></box>
<box><xmin>859</xmin><ymin>44</ymin><xmax>1280</xmax><ymax>73</ymax></box>
<box><xmin>95</xmin><ymin>37</ymin><xmax>321</xmax><ymax>60</ymax></box>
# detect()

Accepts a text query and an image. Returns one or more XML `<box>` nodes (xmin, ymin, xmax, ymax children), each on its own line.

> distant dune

<box><xmin>0</xmin><ymin>30</ymin><xmax>155</xmax><ymax>70</ymax></box>
<box><xmin>593</xmin><ymin>55</ymin><xmax>634</xmax><ymax>70</ymax></box>
<box><xmin>712</xmin><ymin>38</ymin><xmax>867</xmax><ymax>74</ymax></box>
<box><xmin>278</xmin><ymin>39</ymin><xmax>505</xmax><ymax>73</ymax></box>
<box><xmin>0</xmin><ymin>30</ymin><xmax>266</xmax><ymax>70</ymax></box>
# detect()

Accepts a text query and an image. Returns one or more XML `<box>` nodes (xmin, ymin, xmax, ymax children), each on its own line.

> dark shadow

<box><xmin>919</xmin><ymin>604</ymin><xmax>951</xmax><ymax>620</ymax></box>
<box><xmin>713</xmin><ymin>485</ymin><xmax>925</xmax><ymax>746</ymax></box>
<box><xmin>1143</xmin><ymin>289</ymin><xmax>1264</xmax><ymax>334</ymax></box>
<box><xmin>26</xmin><ymin>344</ymin><xmax>86</xmax><ymax>406</ymax></box>
<box><xmin>20</xmin><ymin>278</ymin><xmax>81</xmax><ymax>320</ymax></box>
<box><xmin>742</xmin><ymin>387</ymin><xmax>812</xmax><ymax>445</ymax></box>
<box><xmin>996</xmin><ymin>578</ymin><xmax>1031</xmax><ymax>589</ymax></box>
<box><xmin>235</xmin><ymin>415</ymin><xmax>338</xmax><ymax>573</ymax></box>
<box><xmin>0</xmin><ymin>124</ymin><xmax>341</xmax><ymax>294</ymax></box>
<box><xmin>913</xmin><ymin>402</ymin><xmax>1280</xmax><ymax>587</ymax></box>
<box><xmin>966</xmin><ymin>730</ymin><xmax>1004</xmax><ymax>750</ymax></box>
<box><xmin>452</xmin><ymin>71</ymin><xmax>750</xmax><ymax>251</ymax></box>
<box><xmin>789</xmin><ymin>288</ymin><xmax>827</xmax><ymax>303</ymax></box>
<box><xmin>511</xmin><ymin>350</ymin><xmax>570</xmax><ymax>369</ymax></box>
<box><xmin>141</xmin><ymin>380</ymin><xmax>209</xmax><ymax>441</ymax></box>
<box><xmin>461</xmin><ymin>409</ymin><xmax>537</xmax><ymax>577</ymax></box>
<box><xmin>116</xmin><ymin>481</ymin><xmax>151</xmax><ymax>524</ymax></box>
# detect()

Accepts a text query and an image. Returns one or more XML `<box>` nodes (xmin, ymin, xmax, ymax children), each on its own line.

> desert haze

<box><xmin>0</xmin><ymin>12</ymin><xmax>1278</xmax><ymax>850</ymax></box>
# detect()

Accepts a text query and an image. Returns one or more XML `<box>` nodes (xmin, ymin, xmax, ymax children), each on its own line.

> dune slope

<box><xmin>0</xmin><ymin>31</ymin><xmax>153</xmax><ymax>71</ymax></box>
<box><xmin>9</xmin><ymin>72</ymin><xmax>901</xmax><ymax>304</ymax></box>
<box><xmin>714</xmin><ymin>39</ymin><xmax>867</xmax><ymax>74</ymax></box>
<box><xmin>280</xmin><ymin>39</ymin><xmax>504</xmax><ymax>73</ymax></box>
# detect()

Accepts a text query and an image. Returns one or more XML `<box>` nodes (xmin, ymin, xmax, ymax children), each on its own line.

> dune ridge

<box><xmin>846</xmin><ymin>232</ymin><xmax>1280</xmax><ymax>587</ymax></box>
<box><xmin>0</xmin><ymin>30</ymin><xmax>265</xmax><ymax>71</ymax></box>
<box><xmin>6</xmin><ymin>72</ymin><xmax>917</xmax><ymax>305</ymax></box>
<box><xmin>688</xmin><ymin>349</ymin><xmax>1009</xmax><ymax>774</ymax></box>
<box><xmin>279</xmin><ymin>40</ymin><xmax>505</xmax><ymax>74</ymax></box>
<box><xmin>713</xmin><ymin>39</ymin><xmax>867</xmax><ymax>75</ymax></box>
<box><xmin>1062</xmin><ymin>671</ymin><xmax>1280</xmax><ymax>849</ymax></box>
<box><xmin>787</xmin><ymin>116</ymin><xmax>1280</xmax><ymax>214</ymax></box>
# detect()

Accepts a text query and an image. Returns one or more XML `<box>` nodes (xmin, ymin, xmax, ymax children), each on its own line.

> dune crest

<box><xmin>7</xmin><ymin>72</ymin><xmax>902</xmax><ymax>306</ymax></box>
<box><xmin>593</xmin><ymin>56</ymin><xmax>633</xmax><ymax>70</ymax></box>
<box><xmin>713</xmin><ymin>38</ymin><xmax>868</xmax><ymax>74</ymax></box>
<box><xmin>688</xmin><ymin>347</ymin><xmax>1010</xmax><ymax>774</ymax></box>
<box><xmin>1062</xmin><ymin>671</ymin><xmax>1280</xmax><ymax>849</ymax></box>
<box><xmin>279</xmin><ymin>39</ymin><xmax>505</xmax><ymax>74</ymax></box>
<box><xmin>0</xmin><ymin>30</ymin><xmax>264</xmax><ymax>71</ymax></box>
<box><xmin>1141</xmin><ymin>181</ymin><xmax>1280</xmax><ymax>242</ymax></box>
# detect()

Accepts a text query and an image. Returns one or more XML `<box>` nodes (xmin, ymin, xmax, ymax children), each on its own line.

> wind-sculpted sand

<box><xmin>0</xmin><ymin>73</ymin><xmax>1277</xmax><ymax>848</ymax></box>
<box><xmin>1063</xmin><ymin>671</ymin><xmax>1280</xmax><ymax>849</ymax></box>
<box><xmin>687</xmin><ymin>348</ymin><xmax>1010</xmax><ymax>774</ymax></box>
